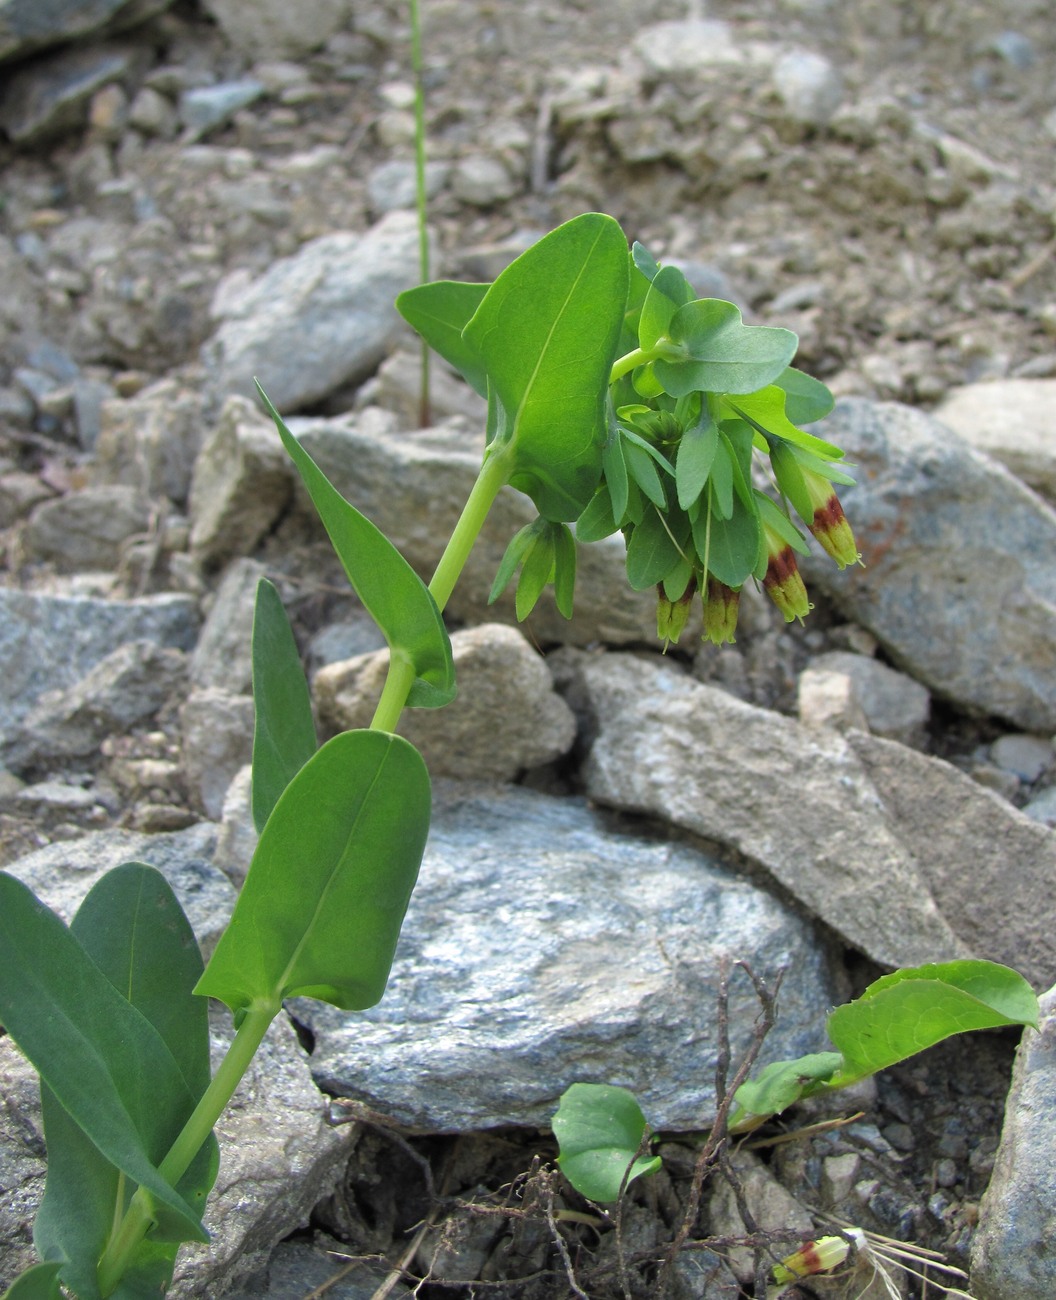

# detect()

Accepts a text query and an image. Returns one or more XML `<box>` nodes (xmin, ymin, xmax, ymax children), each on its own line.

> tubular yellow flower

<box><xmin>762</xmin><ymin>524</ymin><xmax>811</xmax><ymax>623</ymax></box>
<box><xmin>702</xmin><ymin>577</ymin><xmax>740</xmax><ymax>645</ymax></box>
<box><xmin>773</xmin><ymin>1231</ymin><xmax>860</xmax><ymax>1283</ymax></box>
<box><xmin>801</xmin><ymin>468</ymin><xmax>860</xmax><ymax>570</ymax></box>
<box><xmin>657</xmin><ymin>581</ymin><xmax>695</xmax><ymax>648</ymax></box>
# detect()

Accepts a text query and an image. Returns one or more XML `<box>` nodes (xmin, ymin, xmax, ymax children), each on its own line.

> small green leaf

<box><xmin>675</xmin><ymin>416</ymin><xmax>720</xmax><ymax>510</ymax></box>
<box><xmin>775</xmin><ymin>366</ymin><xmax>835</xmax><ymax>425</ymax></box>
<box><xmin>552</xmin><ymin>523</ymin><xmax>577</xmax><ymax>620</ymax></box>
<box><xmin>631</xmin><ymin>241</ymin><xmax>660</xmax><ymax>283</ymax></box>
<box><xmin>516</xmin><ymin>528</ymin><xmax>556</xmax><ymax>621</ymax></box>
<box><xmin>638</xmin><ymin>264</ymin><xmax>693</xmax><ymax>351</ymax></box>
<box><xmin>395</xmin><ymin>280</ymin><xmax>490</xmax><ymax>396</ymax></box>
<box><xmin>732</xmin><ymin>1053</ymin><xmax>843</xmax><ymax>1123</ymax></box>
<box><xmin>554</xmin><ymin>1083</ymin><xmax>662</xmax><ymax>1204</ymax></box>
<box><xmin>621</xmin><ymin>436</ymin><xmax>668</xmax><ymax>510</ymax></box>
<box><xmin>196</xmin><ymin>730</ymin><xmax>430</xmax><ymax>1016</ymax></box>
<box><xmin>251</xmin><ymin>579</ymin><xmax>318</xmax><ymax>834</ymax></box>
<box><xmin>575</xmin><ymin>486</ymin><xmax>618</xmax><ymax>543</ymax></box>
<box><xmin>769</xmin><ymin>440</ymin><xmax>813</xmax><ymax>522</ymax></box>
<box><xmin>755</xmin><ymin>493</ymin><xmax>810</xmax><ymax>556</ymax></box>
<box><xmin>259</xmin><ymin>386</ymin><xmax>455</xmax><ymax>710</ymax></box>
<box><xmin>725</xmin><ymin>385</ymin><xmax>844</xmax><ymax>459</ymax></box>
<box><xmin>696</xmin><ymin>494</ymin><xmax>762</xmax><ymax>588</ymax></box>
<box><xmin>462</xmin><ymin>214</ymin><xmax>629</xmax><ymax>520</ymax></box>
<box><xmin>704</xmin><ymin>438</ymin><xmax>733</xmax><ymax>521</ymax></box>
<box><xmin>602</xmin><ymin>425</ymin><xmax>629</xmax><ymax>525</ymax></box>
<box><xmin>1</xmin><ymin>1264</ymin><xmax>64</xmax><ymax>1299</ymax></box>
<box><xmin>828</xmin><ymin>960</ymin><xmax>1040</xmax><ymax>1084</ymax></box>
<box><xmin>625</xmin><ymin>507</ymin><xmax>687</xmax><ymax>591</ymax></box>
<box><xmin>0</xmin><ymin>875</ymin><xmax>208</xmax><ymax>1251</ymax></box>
<box><xmin>488</xmin><ymin>520</ymin><xmax>541</xmax><ymax>606</ymax></box>
<box><xmin>656</xmin><ymin>300</ymin><xmax>798</xmax><ymax>396</ymax></box>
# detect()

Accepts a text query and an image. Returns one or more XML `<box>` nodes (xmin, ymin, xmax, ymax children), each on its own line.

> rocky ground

<box><xmin>1</xmin><ymin>0</ymin><xmax>1055</xmax><ymax>1297</ymax></box>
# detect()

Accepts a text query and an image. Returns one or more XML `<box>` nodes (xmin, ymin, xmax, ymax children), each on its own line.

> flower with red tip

<box><xmin>702</xmin><ymin>577</ymin><xmax>740</xmax><ymax>645</ymax></box>
<box><xmin>762</xmin><ymin>524</ymin><xmax>811</xmax><ymax>623</ymax></box>
<box><xmin>801</xmin><ymin>468</ymin><xmax>860</xmax><ymax>570</ymax></box>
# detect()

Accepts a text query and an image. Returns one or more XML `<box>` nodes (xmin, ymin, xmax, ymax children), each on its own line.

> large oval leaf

<box><xmin>258</xmin><ymin>386</ymin><xmax>455</xmax><ymax>710</ymax></box>
<box><xmin>554</xmin><ymin>1083</ymin><xmax>662</xmax><ymax>1204</ymax></box>
<box><xmin>251</xmin><ymin>578</ymin><xmax>318</xmax><ymax>833</ymax></box>
<box><xmin>462</xmin><ymin>214</ymin><xmax>629</xmax><ymax>521</ymax></box>
<box><xmin>0</xmin><ymin>874</ymin><xmax>208</xmax><ymax>1251</ymax></box>
<box><xmin>196</xmin><ymin>730</ymin><xmax>431</xmax><ymax>1016</ymax></box>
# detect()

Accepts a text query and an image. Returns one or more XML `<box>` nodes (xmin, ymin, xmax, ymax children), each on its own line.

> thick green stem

<box><xmin>96</xmin><ymin>1007</ymin><xmax>275</xmax><ymax>1297</ymax></box>
<box><xmin>368</xmin><ymin>448</ymin><xmax>511</xmax><ymax>733</ymax></box>
<box><xmin>609</xmin><ymin>346</ymin><xmax>653</xmax><ymax>385</ymax></box>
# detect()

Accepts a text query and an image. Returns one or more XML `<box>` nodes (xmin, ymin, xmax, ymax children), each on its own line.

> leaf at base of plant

<box><xmin>553</xmin><ymin>1083</ymin><xmax>662</xmax><ymax>1203</ymax></box>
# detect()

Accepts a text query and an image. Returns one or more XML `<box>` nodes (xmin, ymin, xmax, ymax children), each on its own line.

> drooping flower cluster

<box><xmin>485</xmin><ymin>236</ymin><xmax>859</xmax><ymax>641</ymax></box>
<box><xmin>574</xmin><ymin>243</ymin><xmax>860</xmax><ymax>647</ymax></box>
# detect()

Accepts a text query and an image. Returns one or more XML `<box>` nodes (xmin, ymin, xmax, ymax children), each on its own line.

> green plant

<box><xmin>0</xmin><ymin>212</ymin><xmax>936</xmax><ymax>1298</ymax></box>
<box><xmin>553</xmin><ymin>959</ymin><xmax>1039</xmax><ymax>1205</ymax></box>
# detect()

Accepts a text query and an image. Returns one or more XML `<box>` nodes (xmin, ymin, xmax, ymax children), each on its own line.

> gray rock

<box><xmin>365</xmin><ymin>347</ymin><xmax>488</xmax><ymax>427</ymax></box>
<box><xmin>190</xmin><ymin>557</ymin><xmax>266</xmax><ymax>692</ymax></box>
<box><xmin>796</xmin><ymin>664</ymin><xmax>869</xmax><ymax>733</ymax></box>
<box><xmin>94</xmin><ymin>379</ymin><xmax>205</xmax><ymax>506</ymax></box>
<box><xmin>289</xmin><ymin>412</ymin><xmax>657</xmax><ymax>646</ymax></box>
<box><xmin>1023</xmin><ymin>787</ymin><xmax>1056</xmax><ymax>829</ymax></box>
<box><xmin>366</xmin><ymin>159</ymin><xmax>448</xmax><ymax>214</ymax></box>
<box><xmin>0</xmin><ymin>589</ymin><xmax>198</xmax><ymax>745</ymax></box>
<box><xmin>22</xmin><ymin>483</ymin><xmax>153</xmax><ymax>571</ymax></box>
<box><xmin>808</xmin><ymin>399</ymin><xmax>1056</xmax><ymax>731</ymax></box>
<box><xmin>0</xmin><ymin>43</ymin><xmax>142</xmax><ymax>144</ymax></box>
<box><xmin>0</xmin><ymin>471</ymin><xmax>53</xmax><ymax>527</ymax></box>
<box><xmin>188</xmin><ymin>395</ymin><xmax>293</xmax><ymax>569</ymax></box>
<box><xmin>632</xmin><ymin>20</ymin><xmax>753</xmax><ymax>77</ymax></box>
<box><xmin>2</xmin><ymin>821</ymin><xmax>227</xmax><ymax>948</ymax></box>
<box><xmin>799</xmin><ymin>651</ymin><xmax>930</xmax><ymax>747</ymax></box>
<box><xmin>179</xmin><ymin>79</ymin><xmax>265</xmax><ymax>141</ymax></box>
<box><xmin>707</xmin><ymin>1150</ymin><xmax>814</xmax><ymax>1285</ymax></box>
<box><xmin>3</xmin><ymin>639</ymin><xmax>186</xmax><ymax>772</ymax></box>
<box><xmin>180</xmin><ymin>687</ymin><xmax>255</xmax><ymax>819</ymax></box>
<box><xmin>314</xmin><ymin>624</ymin><xmax>576</xmax><ymax>781</ymax></box>
<box><xmin>213</xmin><ymin>763</ymin><xmax>256</xmax><ymax>886</ymax></box>
<box><xmin>971</xmin><ymin>986</ymin><xmax>1056</xmax><ymax>1299</ymax></box>
<box><xmin>0</xmin><ymin>0</ymin><xmax>172</xmax><ymax>64</ymax></box>
<box><xmin>990</xmin><ymin>733</ymin><xmax>1055</xmax><ymax>783</ymax></box>
<box><xmin>933</xmin><ymin>379</ymin><xmax>1056</xmax><ymax>504</ymax></box>
<box><xmin>567</xmin><ymin>650</ymin><xmax>968</xmax><ymax>971</ymax></box>
<box><xmin>307</xmin><ymin>613</ymin><xmax>387</xmax><ymax>675</ymax></box>
<box><xmin>846</xmin><ymin>731</ymin><xmax>1056</xmax><ymax>989</ymax></box>
<box><xmin>71</xmin><ymin>375</ymin><xmax>115</xmax><ymax>450</ymax></box>
<box><xmin>294</xmin><ymin>780</ymin><xmax>840</xmax><ymax>1132</ymax></box>
<box><xmin>450</xmin><ymin>155</ymin><xmax>519</xmax><ymax>207</ymax></box>
<box><xmin>199</xmin><ymin>0</ymin><xmax>350</xmax><ymax>59</ymax></box>
<box><xmin>770</xmin><ymin>49</ymin><xmax>844</xmax><ymax>129</ymax></box>
<box><xmin>224</xmin><ymin>1238</ymin><xmax>406</xmax><ymax>1300</ymax></box>
<box><xmin>205</xmin><ymin>212</ymin><xmax>422</xmax><ymax>411</ymax></box>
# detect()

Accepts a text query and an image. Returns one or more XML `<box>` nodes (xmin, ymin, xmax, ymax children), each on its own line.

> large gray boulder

<box><xmin>293</xmin><ymin>781</ymin><xmax>841</xmax><ymax>1133</ymax></box>
<box><xmin>809</xmin><ymin>398</ymin><xmax>1056</xmax><ymax>730</ymax></box>
<box><xmin>566</xmin><ymin>650</ymin><xmax>1056</xmax><ymax>986</ymax></box>
<box><xmin>205</xmin><ymin>213</ymin><xmax>422</xmax><ymax>412</ymax></box>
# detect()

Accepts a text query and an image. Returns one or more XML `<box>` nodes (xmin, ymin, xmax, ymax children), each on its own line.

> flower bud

<box><xmin>702</xmin><ymin>577</ymin><xmax>740</xmax><ymax>645</ymax></box>
<box><xmin>762</xmin><ymin>524</ymin><xmax>811</xmax><ymax>623</ymax></box>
